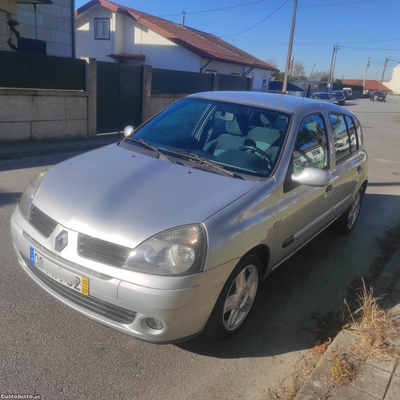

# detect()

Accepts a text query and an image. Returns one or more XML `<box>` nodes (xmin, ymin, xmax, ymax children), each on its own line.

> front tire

<box><xmin>332</xmin><ymin>188</ymin><xmax>363</xmax><ymax>234</ymax></box>
<box><xmin>204</xmin><ymin>254</ymin><xmax>261</xmax><ymax>341</ymax></box>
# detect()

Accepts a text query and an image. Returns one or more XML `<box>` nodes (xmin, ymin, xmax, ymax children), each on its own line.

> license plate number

<box><xmin>30</xmin><ymin>247</ymin><xmax>89</xmax><ymax>296</ymax></box>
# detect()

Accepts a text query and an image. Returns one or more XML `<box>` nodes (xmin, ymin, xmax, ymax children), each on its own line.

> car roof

<box><xmin>312</xmin><ymin>92</ymin><xmax>330</xmax><ymax>95</ymax></box>
<box><xmin>188</xmin><ymin>91</ymin><xmax>349</xmax><ymax>115</ymax></box>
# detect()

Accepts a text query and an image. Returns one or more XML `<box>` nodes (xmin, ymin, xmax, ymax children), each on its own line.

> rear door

<box><xmin>328</xmin><ymin>113</ymin><xmax>365</xmax><ymax>216</ymax></box>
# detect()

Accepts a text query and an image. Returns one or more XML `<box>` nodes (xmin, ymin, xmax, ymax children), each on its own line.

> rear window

<box><xmin>329</xmin><ymin>113</ymin><xmax>360</xmax><ymax>163</ymax></box>
<box><xmin>330</xmin><ymin>113</ymin><xmax>350</xmax><ymax>162</ymax></box>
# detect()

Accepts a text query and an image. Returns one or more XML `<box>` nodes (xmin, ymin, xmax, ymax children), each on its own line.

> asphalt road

<box><xmin>1</xmin><ymin>97</ymin><xmax>400</xmax><ymax>400</ymax></box>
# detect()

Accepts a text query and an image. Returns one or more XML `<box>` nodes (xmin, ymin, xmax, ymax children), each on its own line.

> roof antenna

<box><xmin>181</xmin><ymin>11</ymin><xmax>186</xmax><ymax>27</ymax></box>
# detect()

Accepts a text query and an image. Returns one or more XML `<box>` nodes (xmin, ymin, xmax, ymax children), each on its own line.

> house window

<box><xmin>94</xmin><ymin>18</ymin><xmax>110</xmax><ymax>40</ymax></box>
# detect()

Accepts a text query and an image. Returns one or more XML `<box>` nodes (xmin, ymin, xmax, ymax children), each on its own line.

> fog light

<box><xmin>146</xmin><ymin>318</ymin><xmax>163</xmax><ymax>330</ymax></box>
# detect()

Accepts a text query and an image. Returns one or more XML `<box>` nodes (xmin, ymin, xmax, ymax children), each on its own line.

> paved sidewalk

<box><xmin>295</xmin><ymin>251</ymin><xmax>400</xmax><ymax>400</ymax></box>
<box><xmin>0</xmin><ymin>133</ymin><xmax>124</xmax><ymax>160</ymax></box>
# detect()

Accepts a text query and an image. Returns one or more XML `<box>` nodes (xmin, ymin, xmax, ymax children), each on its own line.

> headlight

<box><xmin>19</xmin><ymin>169</ymin><xmax>49</xmax><ymax>219</ymax></box>
<box><xmin>124</xmin><ymin>224</ymin><xmax>207</xmax><ymax>276</ymax></box>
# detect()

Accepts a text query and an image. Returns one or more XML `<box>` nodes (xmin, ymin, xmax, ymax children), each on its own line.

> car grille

<box><xmin>78</xmin><ymin>234</ymin><xmax>132</xmax><ymax>268</ymax></box>
<box><xmin>29</xmin><ymin>205</ymin><xmax>58</xmax><ymax>238</ymax></box>
<box><xmin>23</xmin><ymin>255</ymin><xmax>137</xmax><ymax>325</ymax></box>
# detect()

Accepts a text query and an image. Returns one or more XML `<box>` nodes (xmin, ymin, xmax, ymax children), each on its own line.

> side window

<box><xmin>329</xmin><ymin>113</ymin><xmax>350</xmax><ymax>162</ymax></box>
<box><xmin>354</xmin><ymin>116</ymin><xmax>363</xmax><ymax>146</ymax></box>
<box><xmin>293</xmin><ymin>114</ymin><xmax>329</xmax><ymax>173</ymax></box>
<box><xmin>345</xmin><ymin>115</ymin><xmax>358</xmax><ymax>152</ymax></box>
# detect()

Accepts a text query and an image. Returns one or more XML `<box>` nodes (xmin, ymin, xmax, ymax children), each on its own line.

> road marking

<box><xmin>373</xmin><ymin>158</ymin><xmax>400</xmax><ymax>164</ymax></box>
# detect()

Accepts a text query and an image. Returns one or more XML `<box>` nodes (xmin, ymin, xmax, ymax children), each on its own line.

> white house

<box><xmin>385</xmin><ymin>63</ymin><xmax>400</xmax><ymax>95</ymax></box>
<box><xmin>75</xmin><ymin>0</ymin><xmax>277</xmax><ymax>91</ymax></box>
<box><xmin>0</xmin><ymin>0</ymin><xmax>75</xmax><ymax>57</ymax></box>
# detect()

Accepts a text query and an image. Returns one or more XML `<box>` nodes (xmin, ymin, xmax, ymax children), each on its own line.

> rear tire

<box><xmin>204</xmin><ymin>254</ymin><xmax>261</xmax><ymax>341</ymax></box>
<box><xmin>331</xmin><ymin>188</ymin><xmax>363</xmax><ymax>234</ymax></box>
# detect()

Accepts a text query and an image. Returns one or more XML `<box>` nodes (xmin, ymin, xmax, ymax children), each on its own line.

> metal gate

<box><xmin>97</xmin><ymin>62</ymin><xmax>143</xmax><ymax>134</ymax></box>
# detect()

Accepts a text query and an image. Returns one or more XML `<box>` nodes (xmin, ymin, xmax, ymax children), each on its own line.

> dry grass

<box><xmin>346</xmin><ymin>282</ymin><xmax>400</xmax><ymax>360</ymax></box>
<box><xmin>328</xmin><ymin>351</ymin><xmax>356</xmax><ymax>387</ymax></box>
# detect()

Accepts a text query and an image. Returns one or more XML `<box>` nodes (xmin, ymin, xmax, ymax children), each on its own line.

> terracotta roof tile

<box><xmin>77</xmin><ymin>0</ymin><xmax>277</xmax><ymax>71</ymax></box>
<box><xmin>341</xmin><ymin>79</ymin><xmax>390</xmax><ymax>91</ymax></box>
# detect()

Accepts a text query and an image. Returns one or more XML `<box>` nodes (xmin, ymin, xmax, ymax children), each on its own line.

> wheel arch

<box><xmin>361</xmin><ymin>179</ymin><xmax>368</xmax><ymax>195</ymax></box>
<box><xmin>241</xmin><ymin>244</ymin><xmax>270</xmax><ymax>280</ymax></box>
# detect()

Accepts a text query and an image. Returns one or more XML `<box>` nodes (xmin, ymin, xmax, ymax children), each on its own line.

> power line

<box><xmin>159</xmin><ymin>0</ymin><xmax>381</xmax><ymax>17</ymax></box>
<box><xmin>159</xmin><ymin>0</ymin><xmax>269</xmax><ymax>17</ymax></box>
<box><xmin>221</xmin><ymin>0</ymin><xmax>290</xmax><ymax>38</ymax></box>
<box><xmin>230</xmin><ymin>37</ymin><xmax>400</xmax><ymax>46</ymax></box>
<box><xmin>342</xmin><ymin>45</ymin><xmax>400</xmax><ymax>51</ymax></box>
<box><xmin>262</xmin><ymin>22</ymin><xmax>400</xmax><ymax>41</ymax></box>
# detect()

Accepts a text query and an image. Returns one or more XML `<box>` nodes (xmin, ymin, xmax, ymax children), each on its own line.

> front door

<box><xmin>275</xmin><ymin>113</ymin><xmax>335</xmax><ymax>265</ymax></box>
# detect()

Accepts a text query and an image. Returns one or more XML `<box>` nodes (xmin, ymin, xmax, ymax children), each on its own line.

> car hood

<box><xmin>33</xmin><ymin>144</ymin><xmax>261</xmax><ymax>248</ymax></box>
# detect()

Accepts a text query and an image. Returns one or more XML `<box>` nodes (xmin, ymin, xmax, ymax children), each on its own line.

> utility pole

<box><xmin>289</xmin><ymin>56</ymin><xmax>294</xmax><ymax>77</ymax></box>
<box><xmin>363</xmin><ymin>57</ymin><xmax>370</xmax><ymax>88</ymax></box>
<box><xmin>332</xmin><ymin>45</ymin><xmax>339</xmax><ymax>82</ymax></box>
<box><xmin>282</xmin><ymin>0</ymin><xmax>298</xmax><ymax>93</ymax></box>
<box><xmin>309</xmin><ymin>63</ymin><xmax>316</xmax><ymax>79</ymax></box>
<box><xmin>328</xmin><ymin>45</ymin><xmax>336</xmax><ymax>89</ymax></box>
<box><xmin>328</xmin><ymin>45</ymin><xmax>340</xmax><ymax>90</ymax></box>
<box><xmin>380</xmin><ymin>57</ymin><xmax>389</xmax><ymax>91</ymax></box>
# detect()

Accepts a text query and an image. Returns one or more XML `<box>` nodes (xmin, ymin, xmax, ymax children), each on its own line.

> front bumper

<box><xmin>11</xmin><ymin>207</ymin><xmax>237</xmax><ymax>343</ymax></box>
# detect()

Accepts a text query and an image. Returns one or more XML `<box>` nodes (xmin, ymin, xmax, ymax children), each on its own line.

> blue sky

<box><xmin>75</xmin><ymin>0</ymin><xmax>400</xmax><ymax>81</ymax></box>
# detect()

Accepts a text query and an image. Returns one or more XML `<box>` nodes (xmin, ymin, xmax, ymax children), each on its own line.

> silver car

<box><xmin>11</xmin><ymin>92</ymin><xmax>368</xmax><ymax>343</ymax></box>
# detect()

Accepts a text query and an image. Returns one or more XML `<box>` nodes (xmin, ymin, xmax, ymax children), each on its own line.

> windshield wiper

<box><xmin>161</xmin><ymin>149</ymin><xmax>244</xmax><ymax>180</ymax></box>
<box><xmin>127</xmin><ymin>138</ymin><xmax>178</xmax><ymax>163</ymax></box>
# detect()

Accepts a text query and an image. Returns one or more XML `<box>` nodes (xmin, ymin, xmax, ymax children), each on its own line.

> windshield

<box><xmin>127</xmin><ymin>98</ymin><xmax>291</xmax><ymax>178</ymax></box>
<box><xmin>331</xmin><ymin>91</ymin><xmax>343</xmax><ymax>96</ymax></box>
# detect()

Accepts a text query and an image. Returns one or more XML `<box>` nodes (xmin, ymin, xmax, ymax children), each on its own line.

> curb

<box><xmin>294</xmin><ymin>331</ymin><xmax>357</xmax><ymax>399</ymax></box>
<box><xmin>294</xmin><ymin>249</ymin><xmax>400</xmax><ymax>399</ymax></box>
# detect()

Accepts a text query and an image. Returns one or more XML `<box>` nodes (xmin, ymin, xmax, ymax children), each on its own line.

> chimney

<box><xmin>181</xmin><ymin>11</ymin><xmax>186</xmax><ymax>27</ymax></box>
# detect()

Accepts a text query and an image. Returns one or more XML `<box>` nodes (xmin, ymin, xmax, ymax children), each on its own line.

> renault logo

<box><xmin>55</xmin><ymin>230</ymin><xmax>68</xmax><ymax>252</ymax></box>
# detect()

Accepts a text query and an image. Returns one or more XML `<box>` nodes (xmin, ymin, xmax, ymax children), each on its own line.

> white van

<box><xmin>343</xmin><ymin>88</ymin><xmax>353</xmax><ymax>99</ymax></box>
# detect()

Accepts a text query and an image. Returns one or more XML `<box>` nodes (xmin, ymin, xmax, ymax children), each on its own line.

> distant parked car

<box><xmin>343</xmin><ymin>88</ymin><xmax>353</xmax><ymax>99</ymax></box>
<box><xmin>370</xmin><ymin>91</ymin><xmax>386</xmax><ymax>102</ymax></box>
<box><xmin>331</xmin><ymin>90</ymin><xmax>346</xmax><ymax>105</ymax></box>
<box><xmin>310</xmin><ymin>92</ymin><xmax>332</xmax><ymax>103</ymax></box>
<box><xmin>11</xmin><ymin>92</ymin><xmax>368</xmax><ymax>343</ymax></box>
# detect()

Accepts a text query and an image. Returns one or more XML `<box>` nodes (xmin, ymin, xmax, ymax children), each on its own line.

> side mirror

<box><xmin>124</xmin><ymin>125</ymin><xmax>135</xmax><ymax>138</ymax></box>
<box><xmin>292</xmin><ymin>167</ymin><xmax>330</xmax><ymax>187</ymax></box>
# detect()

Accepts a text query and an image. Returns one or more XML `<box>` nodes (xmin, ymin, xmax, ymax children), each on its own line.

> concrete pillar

<box><xmin>212</xmin><ymin>73</ymin><xmax>219</xmax><ymax>91</ymax></box>
<box><xmin>142</xmin><ymin>65</ymin><xmax>152</xmax><ymax>123</ymax></box>
<box><xmin>82</xmin><ymin>57</ymin><xmax>97</xmax><ymax>137</ymax></box>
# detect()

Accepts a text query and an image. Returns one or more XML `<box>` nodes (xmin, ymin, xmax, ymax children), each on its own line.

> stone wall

<box><xmin>0</xmin><ymin>89</ymin><xmax>88</xmax><ymax>141</ymax></box>
<box><xmin>0</xmin><ymin>0</ymin><xmax>74</xmax><ymax>57</ymax></box>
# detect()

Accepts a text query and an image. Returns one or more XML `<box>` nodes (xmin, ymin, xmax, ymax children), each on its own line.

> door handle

<box><xmin>357</xmin><ymin>166</ymin><xmax>362</xmax><ymax>175</ymax></box>
<box><xmin>325</xmin><ymin>184</ymin><xmax>333</xmax><ymax>198</ymax></box>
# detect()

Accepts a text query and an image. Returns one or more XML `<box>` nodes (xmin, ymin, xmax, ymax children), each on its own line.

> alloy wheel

<box><xmin>347</xmin><ymin>191</ymin><xmax>361</xmax><ymax>230</ymax></box>
<box><xmin>222</xmin><ymin>265</ymin><xmax>259</xmax><ymax>331</ymax></box>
